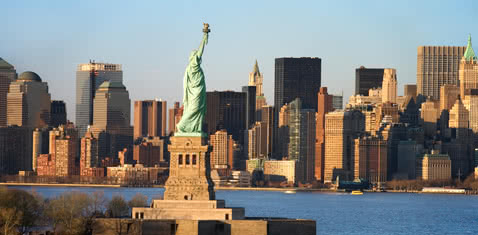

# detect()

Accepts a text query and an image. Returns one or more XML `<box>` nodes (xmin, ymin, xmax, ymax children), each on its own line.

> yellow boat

<box><xmin>351</xmin><ymin>190</ymin><xmax>363</xmax><ymax>195</ymax></box>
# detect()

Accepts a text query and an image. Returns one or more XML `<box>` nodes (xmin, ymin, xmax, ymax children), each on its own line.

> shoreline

<box><xmin>2</xmin><ymin>183</ymin><xmax>474</xmax><ymax>195</ymax></box>
<box><xmin>0</xmin><ymin>182</ymin><xmax>121</xmax><ymax>188</ymax></box>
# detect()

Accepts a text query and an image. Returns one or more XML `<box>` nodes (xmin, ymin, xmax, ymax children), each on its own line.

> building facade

<box><xmin>324</xmin><ymin>110</ymin><xmax>365</xmax><ymax>183</ymax></box>
<box><xmin>242</xmin><ymin>86</ymin><xmax>256</xmax><ymax>130</ymax></box>
<box><xmin>168</xmin><ymin>102</ymin><xmax>183</xmax><ymax>136</ymax></box>
<box><xmin>133</xmin><ymin>136</ymin><xmax>168</xmax><ymax>167</ymax></box>
<box><xmin>50</xmin><ymin>100</ymin><xmax>67</xmax><ymax>128</ymax></box>
<box><xmin>287</xmin><ymin>98</ymin><xmax>316</xmax><ymax>182</ymax></box>
<box><xmin>90</xmin><ymin>81</ymin><xmax>133</xmax><ymax>161</ymax></box>
<box><xmin>417</xmin><ymin>152</ymin><xmax>452</xmax><ymax>181</ymax></box>
<box><xmin>0</xmin><ymin>126</ymin><xmax>32</xmax><ymax>175</ymax></box>
<box><xmin>355</xmin><ymin>67</ymin><xmax>384</xmax><ymax>96</ymax></box>
<box><xmin>315</xmin><ymin>87</ymin><xmax>334</xmax><ymax>181</ymax></box>
<box><xmin>382</xmin><ymin>68</ymin><xmax>397</xmax><ymax>104</ymax></box>
<box><xmin>264</xmin><ymin>160</ymin><xmax>297</xmax><ymax>183</ymax></box>
<box><xmin>206</xmin><ymin>91</ymin><xmax>246</xmax><ymax>144</ymax></box>
<box><xmin>354</xmin><ymin>136</ymin><xmax>388</xmax><ymax>184</ymax></box>
<box><xmin>209</xmin><ymin>130</ymin><xmax>237</xmax><ymax>170</ymax></box>
<box><xmin>134</xmin><ymin>100</ymin><xmax>167</xmax><ymax>139</ymax></box>
<box><xmin>248</xmin><ymin>122</ymin><xmax>268</xmax><ymax>160</ymax></box>
<box><xmin>36</xmin><ymin>125</ymin><xmax>78</xmax><ymax>176</ymax></box>
<box><xmin>459</xmin><ymin>35</ymin><xmax>478</xmax><ymax>99</ymax></box>
<box><xmin>274</xmin><ymin>57</ymin><xmax>322</xmax><ymax>111</ymax></box>
<box><xmin>248</xmin><ymin>60</ymin><xmax>267</xmax><ymax>111</ymax></box>
<box><xmin>76</xmin><ymin>62</ymin><xmax>122</xmax><ymax>137</ymax></box>
<box><xmin>0</xmin><ymin>58</ymin><xmax>16</xmax><ymax>127</ymax></box>
<box><xmin>417</xmin><ymin>46</ymin><xmax>466</xmax><ymax>100</ymax></box>
<box><xmin>7</xmin><ymin>71</ymin><xmax>51</xmax><ymax>128</ymax></box>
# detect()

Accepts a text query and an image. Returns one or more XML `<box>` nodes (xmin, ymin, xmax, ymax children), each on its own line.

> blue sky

<box><xmin>1</xmin><ymin>0</ymin><xmax>476</xmax><ymax>122</ymax></box>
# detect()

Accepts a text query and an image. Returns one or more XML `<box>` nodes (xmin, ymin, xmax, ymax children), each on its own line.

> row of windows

<box><xmin>178</xmin><ymin>154</ymin><xmax>197</xmax><ymax>166</ymax></box>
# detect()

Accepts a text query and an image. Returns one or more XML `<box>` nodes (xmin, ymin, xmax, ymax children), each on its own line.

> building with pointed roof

<box><xmin>248</xmin><ymin>60</ymin><xmax>267</xmax><ymax>112</ymax></box>
<box><xmin>463</xmin><ymin>35</ymin><xmax>477</xmax><ymax>61</ymax></box>
<box><xmin>459</xmin><ymin>35</ymin><xmax>478</xmax><ymax>101</ymax></box>
<box><xmin>0</xmin><ymin>58</ymin><xmax>16</xmax><ymax>127</ymax></box>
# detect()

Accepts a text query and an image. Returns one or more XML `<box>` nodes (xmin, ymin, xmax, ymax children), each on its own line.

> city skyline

<box><xmin>2</xmin><ymin>1</ymin><xmax>477</xmax><ymax>122</ymax></box>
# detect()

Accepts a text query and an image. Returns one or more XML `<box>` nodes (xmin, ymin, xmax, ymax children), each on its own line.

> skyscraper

<box><xmin>417</xmin><ymin>46</ymin><xmax>466</xmax><ymax>100</ymax></box>
<box><xmin>134</xmin><ymin>100</ymin><xmax>167</xmax><ymax>139</ymax></box>
<box><xmin>315</xmin><ymin>87</ymin><xmax>334</xmax><ymax>181</ymax></box>
<box><xmin>242</xmin><ymin>86</ymin><xmax>256</xmax><ymax>129</ymax></box>
<box><xmin>0</xmin><ymin>58</ymin><xmax>16</xmax><ymax>127</ymax></box>
<box><xmin>90</xmin><ymin>81</ymin><xmax>133</xmax><ymax>160</ymax></box>
<box><xmin>324</xmin><ymin>110</ymin><xmax>365</xmax><ymax>183</ymax></box>
<box><xmin>355</xmin><ymin>67</ymin><xmax>384</xmax><ymax>96</ymax></box>
<box><xmin>248</xmin><ymin>60</ymin><xmax>267</xmax><ymax>111</ymax></box>
<box><xmin>382</xmin><ymin>69</ymin><xmax>397</xmax><ymax>103</ymax></box>
<box><xmin>288</xmin><ymin>98</ymin><xmax>316</xmax><ymax>182</ymax></box>
<box><xmin>260</xmin><ymin>105</ymin><xmax>274</xmax><ymax>158</ymax></box>
<box><xmin>206</xmin><ymin>91</ymin><xmax>246</xmax><ymax>144</ymax></box>
<box><xmin>76</xmin><ymin>62</ymin><xmax>122</xmax><ymax>137</ymax></box>
<box><xmin>7</xmin><ymin>71</ymin><xmax>51</xmax><ymax>128</ymax></box>
<box><xmin>274</xmin><ymin>57</ymin><xmax>322</xmax><ymax>111</ymax></box>
<box><xmin>459</xmin><ymin>35</ymin><xmax>478</xmax><ymax>99</ymax></box>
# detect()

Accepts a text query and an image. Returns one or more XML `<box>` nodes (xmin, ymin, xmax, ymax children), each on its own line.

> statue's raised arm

<box><xmin>197</xmin><ymin>23</ymin><xmax>210</xmax><ymax>58</ymax></box>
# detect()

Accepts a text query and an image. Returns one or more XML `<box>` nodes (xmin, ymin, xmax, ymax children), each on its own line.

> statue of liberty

<box><xmin>175</xmin><ymin>23</ymin><xmax>210</xmax><ymax>136</ymax></box>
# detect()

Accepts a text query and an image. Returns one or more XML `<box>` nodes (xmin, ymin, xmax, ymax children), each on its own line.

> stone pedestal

<box><xmin>163</xmin><ymin>136</ymin><xmax>215</xmax><ymax>200</ymax></box>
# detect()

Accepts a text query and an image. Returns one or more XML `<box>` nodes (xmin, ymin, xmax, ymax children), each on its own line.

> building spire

<box><xmin>463</xmin><ymin>34</ymin><xmax>476</xmax><ymax>61</ymax></box>
<box><xmin>252</xmin><ymin>59</ymin><xmax>260</xmax><ymax>76</ymax></box>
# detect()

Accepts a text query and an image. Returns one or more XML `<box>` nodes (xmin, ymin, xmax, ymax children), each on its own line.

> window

<box><xmin>225</xmin><ymin>214</ymin><xmax>229</xmax><ymax>220</ymax></box>
<box><xmin>140</xmin><ymin>212</ymin><xmax>144</xmax><ymax>219</ymax></box>
<box><xmin>135</xmin><ymin>212</ymin><xmax>139</xmax><ymax>219</ymax></box>
<box><xmin>192</xmin><ymin>155</ymin><xmax>197</xmax><ymax>165</ymax></box>
<box><xmin>186</xmin><ymin>154</ymin><xmax>190</xmax><ymax>165</ymax></box>
<box><xmin>178</xmin><ymin>154</ymin><xmax>183</xmax><ymax>165</ymax></box>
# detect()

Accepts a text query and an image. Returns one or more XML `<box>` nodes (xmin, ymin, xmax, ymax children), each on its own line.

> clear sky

<box><xmin>1</xmin><ymin>0</ymin><xmax>477</xmax><ymax>122</ymax></box>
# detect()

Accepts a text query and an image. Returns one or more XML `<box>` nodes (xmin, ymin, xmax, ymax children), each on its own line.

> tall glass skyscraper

<box><xmin>76</xmin><ymin>62</ymin><xmax>122</xmax><ymax>137</ymax></box>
